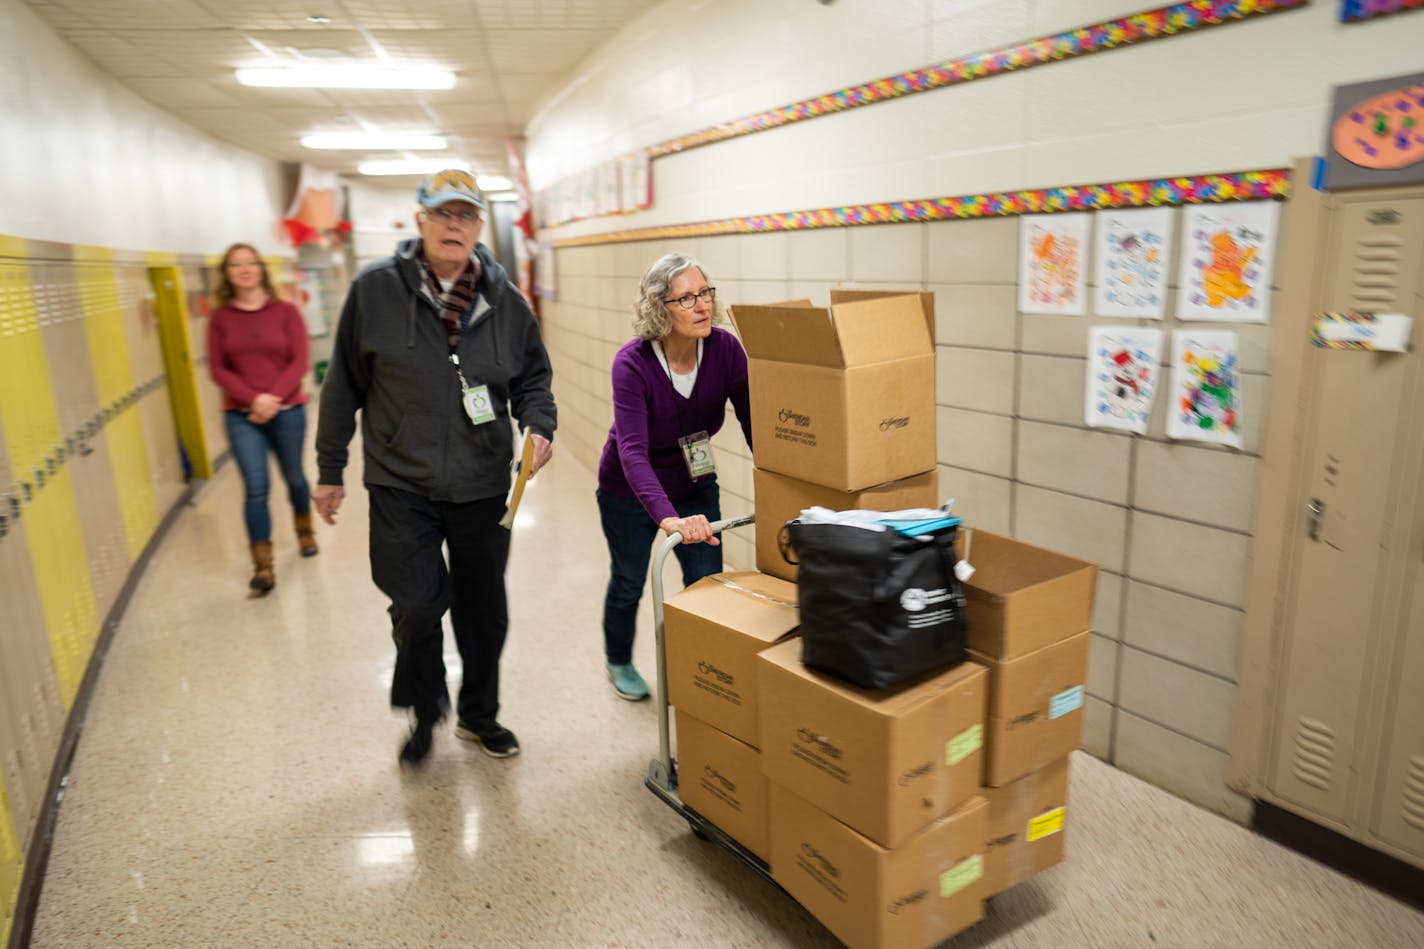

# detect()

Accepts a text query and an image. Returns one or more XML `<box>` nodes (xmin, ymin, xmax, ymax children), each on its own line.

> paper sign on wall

<box><xmin>1176</xmin><ymin>201</ymin><xmax>1279</xmax><ymax>324</ymax></box>
<box><xmin>1019</xmin><ymin>213</ymin><xmax>1089</xmax><ymax>315</ymax></box>
<box><xmin>1086</xmin><ymin>327</ymin><xmax>1164</xmax><ymax>434</ymax></box>
<box><xmin>1167</xmin><ymin>330</ymin><xmax>1243</xmax><ymax>448</ymax></box>
<box><xmin>1312</xmin><ymin>311</ymin><xmax>1414</xmax><ymax>351</ymax></box>
<box><xmin>1095</xmin><ymin>207</ymin><xmax>1172</xmax><ymax>319</ymax></box>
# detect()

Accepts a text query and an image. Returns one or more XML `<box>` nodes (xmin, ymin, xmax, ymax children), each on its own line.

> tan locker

<box><xmin>1370</xmin><ymin>291</ymin><xmax>1424</xmax><ymax>862</ymax></box>
<box><xmin>1236</xmin><ymin>179</ymin><xmax>1424</xmax><ymax>870</ymax></box>
<box><xmin>1266</xmin><ymin>197</ymin><xmax>1424</xmax><ymax>828</ymax></box>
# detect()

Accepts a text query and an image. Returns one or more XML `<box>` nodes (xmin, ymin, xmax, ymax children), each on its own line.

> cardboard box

<box><xmin>753</xmin><ymin>467</ymin><xmax>940</xmax><ymax>582</ymax></box>
<box><xmin>758</xmin><ymin>639</ymin><xmax>986</xmax><ymax>848</ymax></box>
<box><xmin>664</xmin><ymin>571</ymin><xmax>798</xmax><ymax>748</ymax></box>
<box><xmin>729</xmin><ymin>291</ymin><xmax>936</xmax><ymax>491</ymax></box>
<box><xmin>982</xmin><ymin>756</ymin><xmax>1070</xmax><ymax>895</ymax></box>
<box><xmin>970</xmin><ymin>630</ymin><xmax>1090</xmax><ymax>786</ymax></box>
<box><xmin>675</xmin><ymin>709</ymin><xmax>771</xmax><ymax>861</ymax></box>
<box><xmin>958</xmin><ymin>529</ymin><xmax>1099</xmax><ymax>660</ymax></box>
<box><xmin>770</xmin><ymin>785</ymin><xmax>987</xmax><ymax>949</ymax></box>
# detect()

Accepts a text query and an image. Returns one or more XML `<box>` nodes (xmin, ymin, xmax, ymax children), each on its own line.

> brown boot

<box><xmin>249</xmin><ymin>540</ymin><xmax>275</xmax><ymax>594</ymax></box>
<box><xmin>295</xmin><ymin>513</ymin><xmax>319</xmax><ymax>557</ymax></box>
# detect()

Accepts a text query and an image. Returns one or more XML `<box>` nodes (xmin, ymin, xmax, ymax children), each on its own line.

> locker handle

<box><xmin>1308</xmin><ymin>498</ymin><xmax>1324</xmax><ymax>541</ymax></box>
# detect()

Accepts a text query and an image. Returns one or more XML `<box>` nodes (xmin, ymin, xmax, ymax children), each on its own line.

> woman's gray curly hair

<box><xmin>631</xmin><ymin>252</ymin><xmax>723</xmax><ymax>341</ymax></box>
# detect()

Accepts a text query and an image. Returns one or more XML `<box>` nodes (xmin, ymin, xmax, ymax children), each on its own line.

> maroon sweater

<box><xmin>207</xmin><ymin>298</ymin><xmax>311</xmax><ymax>411</ymax></box>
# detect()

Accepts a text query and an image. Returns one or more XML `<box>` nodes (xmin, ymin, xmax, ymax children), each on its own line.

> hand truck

<box><xmin>642</xmin><ymin>513</ymin><xmax>781</xmax><ymax>890</ymax></box>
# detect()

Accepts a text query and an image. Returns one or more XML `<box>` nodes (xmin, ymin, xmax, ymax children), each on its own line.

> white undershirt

<box><xmin>653</xmin><ymin>339</ymin><xmax>702</xmax><ymax>398</ymax></box>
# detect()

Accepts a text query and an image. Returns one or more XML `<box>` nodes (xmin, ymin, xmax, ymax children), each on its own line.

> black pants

<box><xmin>368</xmin><ymin>485</ymin><xmax>510</xmax><ymax>729</ymax></box>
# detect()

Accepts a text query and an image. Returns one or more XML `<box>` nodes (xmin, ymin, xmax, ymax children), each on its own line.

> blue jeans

<box><xmin>225</xmin><ymin>406</ymin><xmax>312</xmax><ymax>543</ymax></box>
<box><xmin>597</xmin><ymin>478</ymin><xmax>722</xmax><ymax>665</ymax></box>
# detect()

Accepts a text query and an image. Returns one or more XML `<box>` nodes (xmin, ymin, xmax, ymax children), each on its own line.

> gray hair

<box><xmin>631</xmin><ymin>252</ymin><xmax>723</xmax><ymax>341</ymax></box>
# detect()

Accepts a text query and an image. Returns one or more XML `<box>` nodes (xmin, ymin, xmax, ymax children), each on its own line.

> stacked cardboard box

<box><xmin>663</xmin><ymin>570</ymin><xmax>800</xmax><ymax>861</ymax></box>
<box><xmin>729</xmin><ymin>291</ymin><xmax>941</xmax><ymax>582</ymax></box>
<box><xmin>958</xmin><ymin>529</ymin><xmax>1099</xmax><ymax>895</ymax></box>
<box><xmin>663</xmin><ymin>290</ymin><xmax>1100</xmax><ymax>943</ymax></box>
<box><xmin>758</xmin><ymin>640</ymin><xmax>989</xmax><ymax>949</ymax></box>
<box><xmin>663</xmin><ymin>533</ymin><xmax>1099</xmax><ymax>944</ymax></box>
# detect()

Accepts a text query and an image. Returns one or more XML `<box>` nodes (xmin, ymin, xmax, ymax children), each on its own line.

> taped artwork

<box><xmin>1086</xmin><ymin>327</ymin><xmax>1164</xmax><ymax>433</ymax></box>
<box><xmin>1020</xmin><ymin>213</ymin><xmax>1089</xmax><ymax>315</ymax></box>
<box><xmin>1167</xmin><ymin>330</ymin><xmax>1242</xmax><ymax>448</ymax></box>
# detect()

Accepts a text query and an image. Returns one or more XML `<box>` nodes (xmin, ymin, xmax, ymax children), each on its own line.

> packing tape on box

<box><xmin>709</xmin><ymin>575</ymin><xmax>797</xmax><ymax>609</ymax></box>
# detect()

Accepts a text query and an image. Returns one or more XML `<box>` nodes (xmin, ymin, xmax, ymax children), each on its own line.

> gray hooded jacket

<box><xmin>315</xmin><ymin>238</ymin><xmax>556</xmax><ymax>503</ymax></box>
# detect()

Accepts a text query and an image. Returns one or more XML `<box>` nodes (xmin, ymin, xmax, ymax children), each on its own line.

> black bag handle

<box><xmin>777</xmin><ymin>522</ymin><xmax>799</xmax><ymax>566</ymax></box>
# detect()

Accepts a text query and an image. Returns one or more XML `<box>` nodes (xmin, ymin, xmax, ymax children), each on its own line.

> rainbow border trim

<box><xmin>1339</xmin><ymin>0</ymin><xmax>1424</xmax><ymax>22</ymax></box>
<box><xmin>552</xmin><ymin>168</ymin><xmax>1290</xmax><ymax>248</ymax></box>
<box><xmin>648</xmin><ymin>0</ymin><xmax>1307</xmax><ymax>159</ymax></box>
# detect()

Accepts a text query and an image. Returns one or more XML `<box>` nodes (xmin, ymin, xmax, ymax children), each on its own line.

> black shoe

<box><xmin>454</xmin><ymin>720</ymin><xmax>520</xmax><ymax>758</ymax></box>
<box><xmin>399</xmin><ymin>715</ymin><xmax>436</xmax><ymax>766</ymax></box>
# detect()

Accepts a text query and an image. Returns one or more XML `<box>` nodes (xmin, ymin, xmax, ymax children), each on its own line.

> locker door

<box><xmin>1371</xmin><ymin>250</ymin><xmax>1424</xmax><ymax>861</ymax></box>
<box><xmin>1267</xmin><ymin>196</ymin><xmax>1424</xmax><ymax>826</ymax></box>
<box><xmin>1373</xmin><ymin>542</ymin><xmax>1424</xmax><ymax>859</ymax></box>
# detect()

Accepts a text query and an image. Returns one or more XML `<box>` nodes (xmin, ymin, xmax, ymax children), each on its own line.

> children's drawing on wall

<box><xmin>1167</xmin><ymin>330</ymin><xmax>1243</xmax><ymax>448</ymax></box>
<box><xmin>1094</xmin><ymin>207</ymin><xmax>1171</xmax><ymax>318</ymax></box>
<box><xmin>1176</xmin><ymin>201</ymin><xmax>1279</xmax><ymax>323</ymax></box>
<box><xmin>1086</xmin><ymin>327</ymin><xmax>1164</xmax><ymax>433</ymax></box>
<box><xmin>1019</xmin><ymin>213</ymin><xmax>1088</xmax><ymax>315</ymax></box>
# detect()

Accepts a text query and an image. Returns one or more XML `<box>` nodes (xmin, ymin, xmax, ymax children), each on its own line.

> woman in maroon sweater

<box><xmin>207</xmin><ymin>243</ymin><xmax>316</xmax><ymax>594</ymax></box>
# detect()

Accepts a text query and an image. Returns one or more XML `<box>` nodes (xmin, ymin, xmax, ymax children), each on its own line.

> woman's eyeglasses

<box><xmin>664</xmin><ymin>287</ymin><xmax>716</xmax><ymax>309</ymax></box>
<box><xmin>425</xmin><ymin>207</ymin><xmax>481</xmax><ymax>225</ymax></box>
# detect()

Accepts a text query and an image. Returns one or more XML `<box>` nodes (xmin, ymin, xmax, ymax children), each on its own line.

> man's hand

<box><xmin>312</xmin><ymin>484</ymin><xmax>345</xmax><ymax>525</ymax></box>
<box><xmin>528</xmin><ymin>434</ymin><xmax>553</xmax><ymax>477</ymax></box>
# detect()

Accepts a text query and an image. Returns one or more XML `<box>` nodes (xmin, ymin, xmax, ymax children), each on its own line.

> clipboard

<box><xmin>498</xmin><ymin>432</ymin><xmax>537</xmax><ymax>529</ymax></box>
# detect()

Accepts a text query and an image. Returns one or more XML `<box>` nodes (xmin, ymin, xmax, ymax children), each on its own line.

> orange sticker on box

<box><xmin>1026</xmin><ymin>806</ymin><xmax>1065</xmax><ymax>842</ymax></box>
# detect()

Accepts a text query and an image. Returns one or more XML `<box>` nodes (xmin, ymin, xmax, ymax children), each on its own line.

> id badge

<box><xmin>678</xmin><ymin>431</ymin><xmax>715</xmax><ymax>478</ymax></box>
<box><xmin>462</xmin><ymin>384</ymin><xmax>496</xmax><ymax>425</ymax></box>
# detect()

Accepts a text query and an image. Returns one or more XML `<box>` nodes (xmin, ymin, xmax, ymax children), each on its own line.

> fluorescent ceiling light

<box><xmin>475</xmin><ymin>175</ymin><xmax>512</xmax><ymax>192</ymax></box>
<box><xmin>302</xmin><ymin>133</ymin><xmax>447</xmax><ymax>150</ymax></box>
<box><xmin>358</xmin><ymin>158</ymin><xmax>471</xmax><ymax>176</ymax></box>
<box><xmin>236</xmin><ymin>66</ymin><xmax>455</xmax><ymax>90</ymax></box>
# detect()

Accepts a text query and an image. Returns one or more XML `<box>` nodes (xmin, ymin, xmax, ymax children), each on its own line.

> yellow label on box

<box><xmin>946</xmin><ymin>723</ymin><xmax>983</xmax><ymax>766</ymax></box>
<box><xmin>939</xmin><ymin>854</ymin><xmax>983</xmax><ymax>898</ymax></box>
<box><xmin>1026</xmin><ymin>806</ymin><xmax>1065</xmax><ymax>842</ymax></box>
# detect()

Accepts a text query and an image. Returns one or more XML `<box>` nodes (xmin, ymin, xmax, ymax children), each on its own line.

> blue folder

<box><xmin>875</xmin><ymin>515</ymin><xmax>961</xmax><ymax>537</ymax></box>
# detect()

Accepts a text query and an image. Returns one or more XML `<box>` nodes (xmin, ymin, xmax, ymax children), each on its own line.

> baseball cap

<box><xmin>417</xmin><ymin>169</ymin><xmax>484</xmax><ymax>209</ymax></box>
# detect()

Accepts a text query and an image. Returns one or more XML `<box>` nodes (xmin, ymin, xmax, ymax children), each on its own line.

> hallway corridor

<box><xmin>25</xmin><ymin>449</ymin><xmax>1424</xmax><ymax>948</ymax></box>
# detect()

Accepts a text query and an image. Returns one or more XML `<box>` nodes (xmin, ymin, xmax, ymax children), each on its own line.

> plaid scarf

<box><xmin>417</xmin><ymin>243</ymin><xmax>482</xmax><ymax>349</ymax></box>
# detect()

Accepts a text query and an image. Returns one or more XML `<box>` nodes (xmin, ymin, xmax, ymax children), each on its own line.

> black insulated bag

<box><xmin>785</xmin><ymin>519</ymin><xmax>967</xmax><ymax>690</ymax></box>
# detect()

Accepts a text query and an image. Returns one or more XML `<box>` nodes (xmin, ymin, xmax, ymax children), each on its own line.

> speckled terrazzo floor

<box><xmin>26</xmin><ymin>443</ymin><xmax>1424</xmax><ymax>948</ymax></box>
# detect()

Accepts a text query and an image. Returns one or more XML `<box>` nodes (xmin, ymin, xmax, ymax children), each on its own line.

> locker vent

<box><xmin>1349</xmin><ymin>233</ymin><xmax>1405</xmax><ymax>310</ymax></box>
<box><xmin>1291</xmin><ymin>718</ymin><xmax>1335</xmax><ymax>791</ymax></box>
<box><xmin>1404</xmin><ymin>755</ymin><xmax>1424</xmax><ymax>832</ymax></box>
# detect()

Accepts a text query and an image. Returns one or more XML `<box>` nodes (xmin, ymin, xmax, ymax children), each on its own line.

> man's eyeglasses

<box><xmin>664</xmin><ymin>287</ymin><xmax>716</xmax><ymax>309</ymax></box>
<box><xmin>425</xmin><ymin>207</ymin><xmax>481</xmax><ymax>225</ymax></box>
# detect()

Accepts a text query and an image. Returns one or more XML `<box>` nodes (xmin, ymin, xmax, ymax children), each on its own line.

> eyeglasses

<box><xmin>425</xmin><ymin>207</ymin><xmax>481</xmax><ymax>225</ymax></box>
<box><xmin>663</xmin><ymin>287</ymin><xmax>716</xmax><ymax>309</ymax></box>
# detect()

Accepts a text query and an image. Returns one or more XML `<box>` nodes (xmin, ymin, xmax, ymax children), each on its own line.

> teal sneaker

<box><xmin>606</xmin><ymin>662</ymin><xmax>650</xmax><ymax>701</ymax></box>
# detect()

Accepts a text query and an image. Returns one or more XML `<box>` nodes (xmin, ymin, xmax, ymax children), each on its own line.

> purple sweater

<box><xmin>598</xmin><ymin>326</ymin><xmax>752</xmax><ymax>524</ymax></box>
